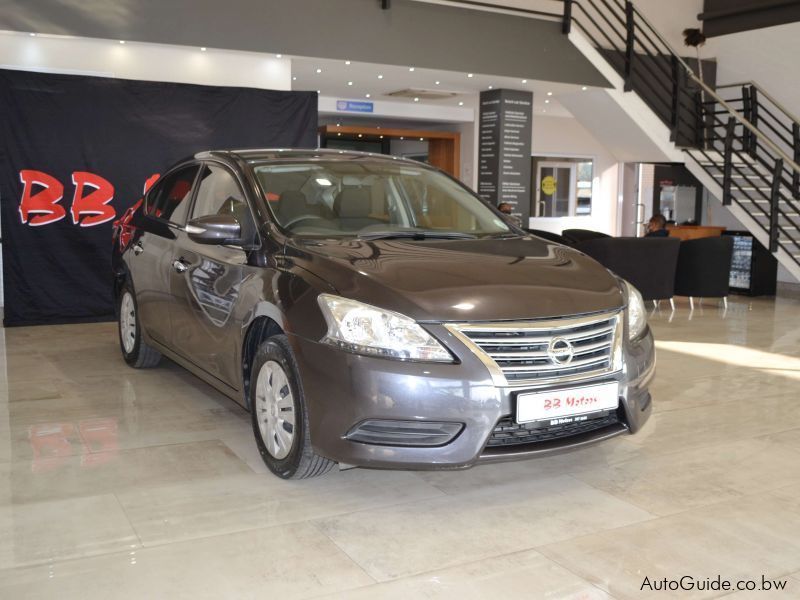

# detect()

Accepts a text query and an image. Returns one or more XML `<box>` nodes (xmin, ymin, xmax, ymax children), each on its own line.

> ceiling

<box><xmin>291</xmin><ymin>55</ymin><xmax>592</xmax><ymax>118</ymax></box>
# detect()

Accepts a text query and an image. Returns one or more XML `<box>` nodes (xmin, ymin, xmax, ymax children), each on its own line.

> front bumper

<box><xmin>289</xmin><ymin>324</ymin><xmax>654</xmax><ymax>470</ymax></box>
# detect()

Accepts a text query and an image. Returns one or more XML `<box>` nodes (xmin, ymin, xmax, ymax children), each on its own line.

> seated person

<box><xmin>645</xmin><ymin>214</ymin><xmax>669</xmax><ymax>237</ymax></box>
<box><xmin>497</xmin><ymin>202</ymin><xmax>522</xmax><ymax>227</ymax></box>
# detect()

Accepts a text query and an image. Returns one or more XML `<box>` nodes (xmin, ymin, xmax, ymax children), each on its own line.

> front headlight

<box><xmin>623</xmin><ymin>280</ymin><xmax>647</xmax><ymax>340</ymax></box>
<box><xmin>317</xmin><ymin>294</ymin><xmax>453</xmax><ymax>362</ymax></box>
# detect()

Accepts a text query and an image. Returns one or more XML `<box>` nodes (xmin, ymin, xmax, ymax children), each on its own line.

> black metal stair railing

<box><xmin>562</xmin><ymin>0</ymin><xmax>800</xmax><ymax>268</ymax></box>
<box><xmin>715</xmin><ymin>81</ymin><xmax>800</xmax><ymax>199</ymax></box>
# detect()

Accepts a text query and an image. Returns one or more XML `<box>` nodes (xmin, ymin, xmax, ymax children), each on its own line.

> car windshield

<box><xmin>251</xmin><ymin>159</ymin><xmax>512</xmax><ymax>238</ymax></box>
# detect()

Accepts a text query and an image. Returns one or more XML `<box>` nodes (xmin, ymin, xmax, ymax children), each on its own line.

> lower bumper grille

<box><xmin>486</xmin><ymin>411</ymin><xmax>620</xmax><ymax>448</ymax></box>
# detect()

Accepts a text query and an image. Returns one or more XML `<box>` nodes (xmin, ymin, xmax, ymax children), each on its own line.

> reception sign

<box><xmin>0</xmin><ymin>69</ymin><xmax>317</xmax><ymax>326</ymax></box>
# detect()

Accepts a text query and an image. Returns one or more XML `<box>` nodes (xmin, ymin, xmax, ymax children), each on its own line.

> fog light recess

<box><xmin>346</xmin><ymin>419</ymin><xmax>464</xmax><ymax>447</ymax></box>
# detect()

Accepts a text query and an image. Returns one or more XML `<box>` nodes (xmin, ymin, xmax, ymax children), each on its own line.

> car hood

<box><xmin>287</xmin><ymin>236</ymin><xmax>624</xmax><ymax>322</ymax></box>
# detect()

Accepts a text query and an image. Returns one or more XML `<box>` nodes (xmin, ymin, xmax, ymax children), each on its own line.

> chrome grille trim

<box><xmin>445</xmin><ymin>312</ymin><xmax>623</xmax><ymax>388</ymax></box>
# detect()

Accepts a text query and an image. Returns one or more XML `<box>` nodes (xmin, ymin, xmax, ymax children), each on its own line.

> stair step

<box><xmin>698</xmin><ymin>162</ymin><xmax>773</xmax><ymax>176</ymax></box>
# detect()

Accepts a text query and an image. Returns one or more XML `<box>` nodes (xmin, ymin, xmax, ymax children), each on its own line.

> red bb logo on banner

<box><xmin>18</xmin><ymin>169</ymin><xmax>116</xmax><ymax>227</ymax></box>
<box><xmin>18</xmin><ymin>170</ymin><xmax>67</xmax><ymax>226</ymax></box>
<box><xmin>70</xmin><ymin>171</ymin><xmax>115</xmax><ymax>227</ymax></box>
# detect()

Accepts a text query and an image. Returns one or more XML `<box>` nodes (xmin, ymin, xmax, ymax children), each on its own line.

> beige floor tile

<box><xmin>762</xmin><ymin>427</ymin><xmax>800</xmax><ymax>453</ymax></box>
<box><xmin>315</xmin><ymin>475</ymin><xmax>654</xmax><ymax>581</ymax></box>
<box><xmin>0</xmin><ymin>522</ymin><xmax>373</xmax><ymax>600</ymax></box>
<box><xmin>623</xmin><ymin>393</ymin><xmax>800</xmax><ymax>456</ymax></box>
<box><xmin>715</xmin><ymin>577</ymin><xmax>797</xmax><ymax>599</ymax></box>
<box><xmin>314</xmin><ymin>549</ymin><xmax>612</xmax><ymax>599</ymax></box>
<box><xmin>540</xmin><ymin>492</ymin><xmax>800</xmax><ymax>600</ymax></box>
<box><xmin>118</xmin><ymin>469</ymin><xmax>445</xmax><ymax>546</ymax></box>
<box><xmin>217</xmin><ymin>428</ymin><xmax>270</xmax><ymax>474</ymax></box>
<box><xmin>0</xmin><ymin>494</ymin><xmax>139</xmax><ymax>568</ymax></box>
<box><xmin>1</xmin><ymin>293</ymin><xmax>799</xmax><ymax>598</ymax></box>
<box><xmin>571</xmin><ymin>438</ymin><xmax>800</xmax><ymax>515</ymax></box>
<box><xmin>2</xmin><ymin>440</ymin><xmax>253</xmax><ymax>505</ymax></box>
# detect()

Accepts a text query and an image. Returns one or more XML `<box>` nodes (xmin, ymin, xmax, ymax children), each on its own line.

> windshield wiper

<box><xmin>358</xmin><ymin>231</ymin><xmax>478</xmax><ymax>241</ymax></box>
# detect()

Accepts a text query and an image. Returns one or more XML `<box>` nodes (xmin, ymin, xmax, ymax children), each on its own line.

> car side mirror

<box><xmin>186</xmin><ymin>214</ymin><xmax>242</xmax><ymax>245</ymax></box>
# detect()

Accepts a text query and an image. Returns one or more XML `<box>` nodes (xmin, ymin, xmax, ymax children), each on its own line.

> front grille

<box><xmin>454</xmin><ymin>313</ymin><xmax>620</xmax><ymax>384</ymax></box>
<box><xmin>486</xmin><ymin>412</ymin><xmax>620</xmax><ymax>447</ymax></box>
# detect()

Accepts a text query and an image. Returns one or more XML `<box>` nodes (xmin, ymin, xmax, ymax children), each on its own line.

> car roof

<box><xmin>194</xmin><ymin>148</ymin><xmax>433</xmax><ymax>168</ymax></box>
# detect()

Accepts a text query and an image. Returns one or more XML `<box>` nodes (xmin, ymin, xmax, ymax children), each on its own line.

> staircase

<box><xmin>561</xmin><ymin>0</ymin><xmax>800</xmax><ymax>281</ymax></box>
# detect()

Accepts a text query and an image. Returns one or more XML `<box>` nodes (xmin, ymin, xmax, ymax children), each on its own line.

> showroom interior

<box><xmin>1</xmin><ymin>0</ymin><xmax>800</xmax><ymax>597</ymax></box>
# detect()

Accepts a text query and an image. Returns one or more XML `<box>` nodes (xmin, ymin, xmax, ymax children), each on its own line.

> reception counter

<box><xmin>666</xmin><ymin>225</ymin><xmax>726</xmax><ymax>241</ymax></box>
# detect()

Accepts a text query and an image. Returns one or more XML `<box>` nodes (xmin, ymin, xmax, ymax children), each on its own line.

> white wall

<box><xmin>706</xmin><ymin>22</ymin><xmax>800</xmax><ymax>127</ymax></box>
<box><xmin>632</xmin><ymin>0</ymin><xmax>704</xmax><ymax>50</ymax></box>
<box><xmin>0</xmin><ymin>31</ymin><xmax>291</xmax><ymax>89</ymax></box>
<box><xmin>529</xmin><ymin>115</ymin><xmax>620</xmax><ymax>235</ymax></box>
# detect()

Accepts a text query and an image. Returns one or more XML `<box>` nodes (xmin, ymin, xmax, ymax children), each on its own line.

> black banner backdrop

<box><xmin>0</xmin><ymin>69</ymin><xmax>317</xmax><ymax>326</ymax></box>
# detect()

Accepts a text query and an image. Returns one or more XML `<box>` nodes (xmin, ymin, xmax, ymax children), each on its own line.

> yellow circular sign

<box><xmin>541</xmin><ymin>176</ymin><xmax>556</xmax><ymax>196</ymax></box>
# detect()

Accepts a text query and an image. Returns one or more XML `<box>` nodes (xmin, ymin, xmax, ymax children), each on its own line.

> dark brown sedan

<box><xmin>112</xmin><ymin>149</ymin><xmax>654</xmax><ymax>479</ymax></box>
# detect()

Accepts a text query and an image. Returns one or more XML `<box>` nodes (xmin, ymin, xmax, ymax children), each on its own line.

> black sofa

<box><xmin>575</xmin><ymin>237</ymin><xmax>681</xmax><ymax>303</ymax></box>
<box><xmin>674</xmin><ymin>236</ymin><xmax>734</xmax><ymax>307</ymax></box>
<box><xmin>562</xmin><ymin>228</ymin><xmax>612</xmax><ymax>245</ymax></box>
<box><xmin>525</xmin><ymin>228</ymin><xmax>572</xmax><ymax>245</ymax></box>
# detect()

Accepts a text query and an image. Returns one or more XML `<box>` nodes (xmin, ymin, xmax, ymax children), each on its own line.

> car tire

<box><xmin>118</xmin><ymin>283</ymin><xmax>162</xmax><ymax>369</ymax></box>
<box><xmin>250</xmin><ymin>334</ymin><xmax>335</xmax><ymax>479</ymax></box>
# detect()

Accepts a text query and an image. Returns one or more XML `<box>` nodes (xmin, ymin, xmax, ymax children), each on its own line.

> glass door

<box><xmin>535</xmin><ymin>162</ymin><xmax>575</xmax><ymax>217</ymax></box>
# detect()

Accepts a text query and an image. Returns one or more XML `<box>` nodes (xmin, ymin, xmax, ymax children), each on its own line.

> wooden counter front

<box><xmin>667</xmin><ymin>225</ymin><xmax>726</xmax><ymax>241</ymax></box>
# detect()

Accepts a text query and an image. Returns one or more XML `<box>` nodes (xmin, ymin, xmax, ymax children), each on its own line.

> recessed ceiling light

<box><xmin>347</xmin><ymin>81</ymin><xmax>353</xmax><ymax>86</ymax></box>
<box><xmin>458</xmin><ymin>101</ymin><xmax>464</xmax><ymax>106</ymax></box>
<box><xmin>119</xmin><ymin>40</ymin><xmax>126</xmax><ymax>44</ymax></box>
<box><xmin>200</xmin><ymin>47</ymin><xmax>207</xmax><ymax>52</ymax></box>
<box><xmin>419</xmin><ymin>137</ymin><xmax>424</xmax><ymax>141</ymax></box>
<box><xmin>435</xmin><ymin>81</ymin><xmax>441</xmax><ymax>85</ymax></box>
<box><xmin>29</xmin><ymin>32</ymin><xmax>36</xmax><ymax>37</ymax></box>
<box><xmin>488</xmin><ymin>85</ymin><xmax>493</xmax><ymax>89</ymax></box>
<box><xmin>521</xmin><ymin>79</ymin><xmax>527</xmax><ymax>84</ymax></box>
<box><xmin>345</xmin><ymin>60</ymin><xmax>351</xmax><ymax>65</ymax></box>
<box><xmin>337</xmin><ymin>132</ymin><xmax>341</xmax><ymax>136</ymax></box>
<box><xmin>380</xmin><ymin>135</ymin><xmax>384</xmax><ymax>138</ymax></box>
<box><xmin>317</xmin><ymin>90</ymin><xmax>321</xmax><ymax>94</ymax></box>
<box><xmin>336</xmin><ymin>122</ymin><xmax>341</xmax><ymax>126</ymax></box>
<box><xmin>292</xmin><ymin>76</ymin><xmax>297</xmax><ymax>81</ymax></box>
<box><xmin>581</xmin><ymin>86</ymin><xmax>588</xmax><ymax>91</ymax></box>
<box><xmin>545</xmin><ymin>99</ymin><xmax>550</xmax><ymax>104</ymax></box>
<box><xmin>377</xmin><ymin>74</ymin><xmax>384</xmax><ymax>79</ymax></box>
<box><xmin>546</xmin><ymin>91</ymin><xmax>553</xmax><ymax>96</ymax></box>
<box><xmin>400</xmin><ymin>136</ymin><xmax>404</xmax><ymax>140</ymax></box>
<box><xmin>409</xmin><ymin>67</ymin><xmax>415</xmax><ymax>72</ymax></box>
<box><xmin>358</xmin><ymin>134</ymin><xmax>363</xmax><ymax>138</ymax></box>
<box><xmin>413</xmin><ymin>97</ymin><xmax>419</xmax><ymax>102</ymax></box>
<box><xmin>276</xmin><ymin>54</ymin><xmax>282</xmax><ymax>58</ymax></box>
<box><xmin>376</xmin><ymin>126</ymin><xmax>381</xmax><ymax>129</ymax></box>
<box><xmin>365</xmin><ymin>93</ymin><xmax>371</xmax><ymax>98</ymax></box>
<box><xmin>467</xmin><ymin>73</ymin><xmax>474</xmax><ymax>78</ymax></box>
<box><xmin>316</xmin><ymin>68</ymin><xmax>322</xmax><ymax>74</ymax></box>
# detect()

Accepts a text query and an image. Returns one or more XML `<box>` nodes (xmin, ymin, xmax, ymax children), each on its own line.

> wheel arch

<box><xmin>241</xmin><ymin>315</ymin><xmax>284</xmax><ymax>410</ymax></box>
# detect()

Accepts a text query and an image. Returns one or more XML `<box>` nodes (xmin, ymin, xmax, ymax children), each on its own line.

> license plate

<box><xmin>516</xmin><ymin>382</ymin><xmax>619</xmax><ymax>425</ymax></box>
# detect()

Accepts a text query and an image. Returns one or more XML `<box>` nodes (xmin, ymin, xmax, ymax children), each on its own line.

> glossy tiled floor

<box><xmin>1</xmin><ymin>297</ymin><xmax>800</xmax><ymax>599</ymax></box>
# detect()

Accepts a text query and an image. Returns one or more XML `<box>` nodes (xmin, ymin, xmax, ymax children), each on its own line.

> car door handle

<box><xmin>133</xmin><ymin>242</ymin><xmax>144</xmax><ymax>255</ymax></box>
<box><xmin>172</xmin><ymin>259</ymin><xmax>189</xmax><ymax>273</ymax></box>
